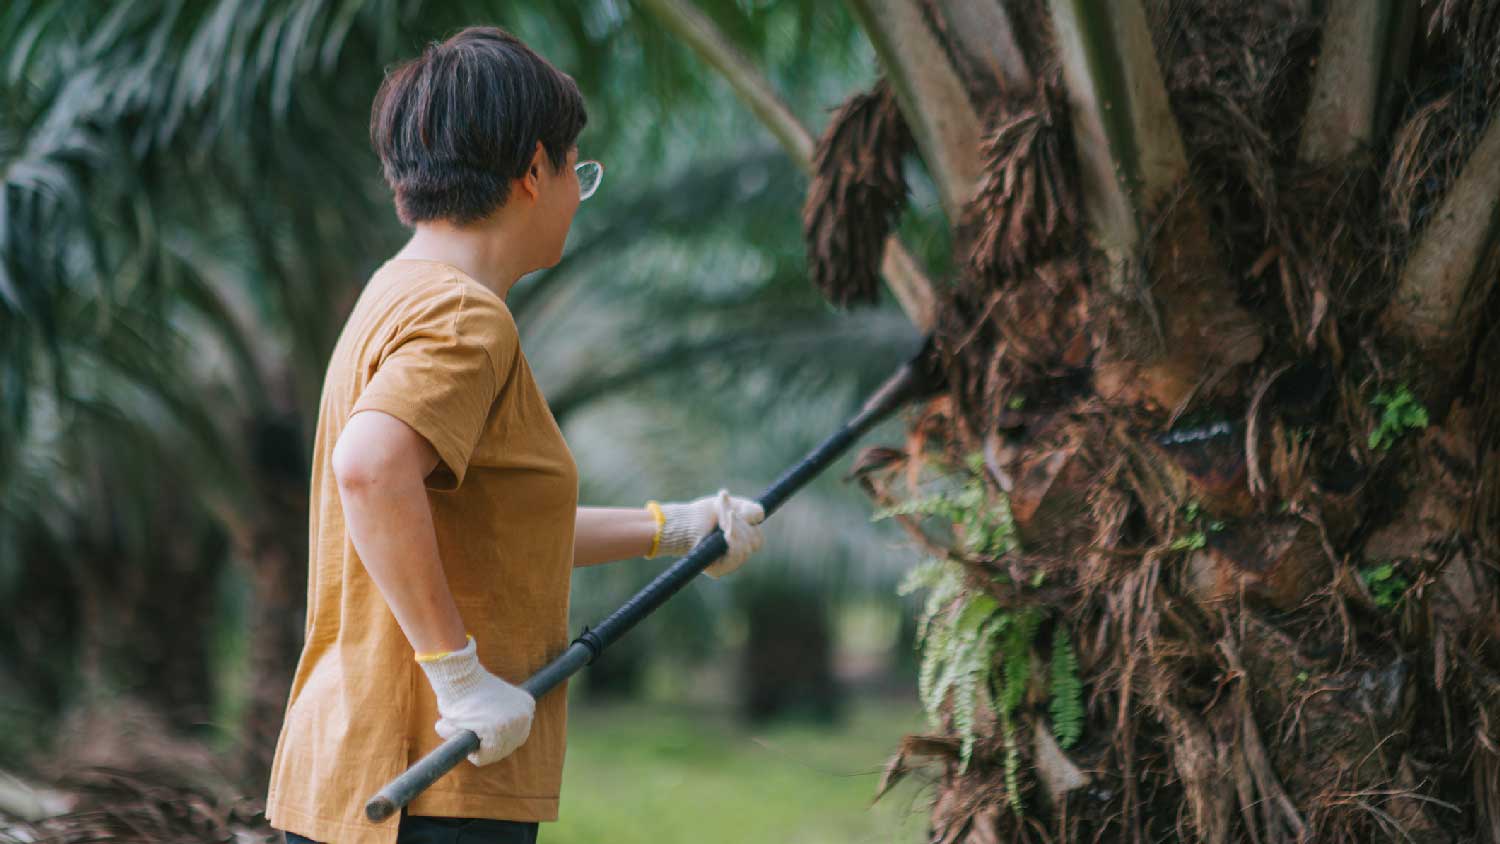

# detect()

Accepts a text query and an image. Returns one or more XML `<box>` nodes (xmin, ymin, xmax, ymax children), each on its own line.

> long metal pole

<box><xmin>365</xmin><ymin>338</ymin><xmax>942</xmax><ymax>823</ymax></box>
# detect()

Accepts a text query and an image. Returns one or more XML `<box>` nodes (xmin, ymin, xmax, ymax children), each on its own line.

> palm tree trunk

<box><xmin>667</xmin><ymin>0</ymin><xmax>1500</xmax><ymax>838</ymax></box>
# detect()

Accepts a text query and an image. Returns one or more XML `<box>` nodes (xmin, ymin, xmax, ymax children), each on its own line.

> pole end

<box><xmin>366</xmin><ymin>796</ymin><xmax>397</xmax><ymax>823</ymax></box>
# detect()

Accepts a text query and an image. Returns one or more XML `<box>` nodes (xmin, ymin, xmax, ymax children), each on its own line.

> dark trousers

<box><xmin>280</xmin><ymin>810</ymin><xmax>539</xmax><ymax>843</ymax></box>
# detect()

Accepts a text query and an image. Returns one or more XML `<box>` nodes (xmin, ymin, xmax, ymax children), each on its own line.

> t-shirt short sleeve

<box><xmin>350</xmin><ymin>283</ymin><xmax>517</xmax><ymax>491</ymax></box>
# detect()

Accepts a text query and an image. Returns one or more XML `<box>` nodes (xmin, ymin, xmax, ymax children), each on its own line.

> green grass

<box><xmin>549</xmin><ymin>697</ymin><xmax>930</xmax><ymax>844</ymax></box>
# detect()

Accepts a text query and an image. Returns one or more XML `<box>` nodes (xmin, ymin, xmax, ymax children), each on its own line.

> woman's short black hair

<box><xmin>370</xmin><ymin>25</ymin><xmax>588</xmax><ymax>226</ymax></box>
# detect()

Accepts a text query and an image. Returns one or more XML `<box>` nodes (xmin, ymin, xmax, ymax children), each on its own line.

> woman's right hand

<box><xmin>417</xmin><ymin>635</ymin><xmax>536</xmax><ymax>766</ymax></box>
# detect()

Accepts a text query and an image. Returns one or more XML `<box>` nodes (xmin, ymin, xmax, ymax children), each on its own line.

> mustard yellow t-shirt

<box><xmin>266</xmin><ymin>259</ymin><xmax>579</xmax><ymax>844</ymax></box>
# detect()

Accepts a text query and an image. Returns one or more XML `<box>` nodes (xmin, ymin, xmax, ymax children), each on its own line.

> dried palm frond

<box><xmin>802</xmin><ymin>79</ymin><xmax>914</xmax><ymax>308</ymax></box>
<box><xmin>959</xmin><ymin>86</ymin><xmax>1078</xmax><ymax>282</ymax></box>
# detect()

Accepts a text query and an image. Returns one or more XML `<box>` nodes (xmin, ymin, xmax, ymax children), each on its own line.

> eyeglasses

<box><xmin>576</xmin><ymin>160</ymin><xmax>604</xmax><ymax>201</ymax></box>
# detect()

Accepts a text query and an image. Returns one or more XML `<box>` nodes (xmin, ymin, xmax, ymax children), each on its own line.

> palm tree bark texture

<box><xmin>746</xmin><ymin>0</ymin><xmax>1500</xmax><ymax>841</ymax></box>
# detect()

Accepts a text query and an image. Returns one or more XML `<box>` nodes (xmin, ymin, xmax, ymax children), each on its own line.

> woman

<box><xmin>266</xmin><ymin>25</ymin><xmax>768</xmax><ymax>844</ymax></box>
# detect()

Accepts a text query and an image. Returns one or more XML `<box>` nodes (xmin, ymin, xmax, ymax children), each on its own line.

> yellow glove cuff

<box><xmin>415</xmin><ymin>633</ymin><xmax>474</xmax><ymax>663</ymax></box>
<box><xmin>645</xmin><ymin>500</ymin><xmax>666</xmax><ymax>558</ymax></box>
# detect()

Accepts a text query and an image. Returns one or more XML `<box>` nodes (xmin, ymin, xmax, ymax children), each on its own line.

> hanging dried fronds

<box><xmin>802</xmin><ymin>79</ymin><xmax>914</xmax><ymax>308</ymax></box>
<box><xmin>958</xmin><ymin>87</ymin><xmax>1078</xmax><ymax>284</ymax></box>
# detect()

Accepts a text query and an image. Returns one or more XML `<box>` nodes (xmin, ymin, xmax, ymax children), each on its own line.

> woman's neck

<box><xmin>394</xmin><ymin>218</ymin><xmax>534</xmax><ymax>301</ymax></box>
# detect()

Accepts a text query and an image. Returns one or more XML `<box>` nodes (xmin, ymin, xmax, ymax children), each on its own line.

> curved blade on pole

<box><xmin>366</xmin><ymin>335</ymin><xmax>944</xmax><ymax>822</ymax></box>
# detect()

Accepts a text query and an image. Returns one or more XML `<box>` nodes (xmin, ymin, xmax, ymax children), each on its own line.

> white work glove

<box><xmin>416</xmin><ymin>635</ymin><xmax>535</xmax><ymax>766</ymax></box>
<box><xmin>654</xmin><ymin>489</ymin><xmax>767</xmax><ymax>577</ymax></box>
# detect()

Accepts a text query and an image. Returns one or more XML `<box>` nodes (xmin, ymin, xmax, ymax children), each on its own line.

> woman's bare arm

<box><xmin>572</xmin><ymin>506</ymin><xmax>658</xmax><ymax>568</ymax></box>
<box><xmin>332</xmin><ymin>409</ymin><xmax>469</xmax><ymax>655</ymax></box>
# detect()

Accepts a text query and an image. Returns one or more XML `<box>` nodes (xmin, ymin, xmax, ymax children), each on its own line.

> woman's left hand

<box><xmin>656</xmin><ymin>489</ymin><xmax>766</xmax><ymax>577</ymax></box>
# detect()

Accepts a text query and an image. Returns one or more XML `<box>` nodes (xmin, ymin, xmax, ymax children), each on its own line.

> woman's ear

<box><xmin>517</xmin><ymin>141</ymin><xmax>546</xmax><ymax>203</ymax></box>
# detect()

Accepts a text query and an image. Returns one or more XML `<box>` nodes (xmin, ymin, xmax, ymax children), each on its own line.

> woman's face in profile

<box><xmin>532</xmin><ymin>145</ymin><xmax>582</xmax><ymax>269</ymax></box>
